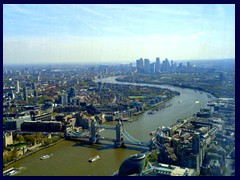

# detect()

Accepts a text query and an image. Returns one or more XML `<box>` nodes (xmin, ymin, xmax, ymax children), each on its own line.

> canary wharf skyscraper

<box><xmin>155</xmin><ymin>57</ymin><xmax>160</xmax><ymax>73</ymax></box>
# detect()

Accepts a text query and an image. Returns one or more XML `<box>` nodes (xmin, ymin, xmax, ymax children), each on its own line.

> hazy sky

<box><xmin>3</xmin><ymin>4</ymin><xmax>235</xmax><ymax>64</ymax></box>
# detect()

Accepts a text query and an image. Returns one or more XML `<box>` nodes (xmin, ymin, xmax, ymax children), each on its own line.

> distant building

<box><xmin>61</xmin><ymin>92</ymin><xmax>68</xmax><ymax>105</ymax></box>
<box><xmin>149</xmin><ymin>63</ymin><xmax>156</xmax><ymax>74</ymax></box>
<box><xmin>144</xmin><ymin>59</ymin><xmax>150</xmax><ymax>73</ymax></box>
<box><xmin>69</xmin><ymin>87</ymin><xmax>76</xmax><ymax>98</ymax></box>
<box><xmin>15</xmin><ymin>81</ymin><xmax>20</xmax><ymax>93</ymax></box>
<box><xmin>8</xmin><ymin>90</ymin><xmax>15</xmax><ymax>99</ymax></box>
<box><xmin>32</xmin><ymin>82</ymin><xmax>38</xmax><ymax>97</ymax></box>
<box><xmin>155</xmin><ymin>57</ymin><xmax>160</xmax><ymax>73</ymax></box>
<box><xmin>136</xmin><ymin>58</ymin><xmax>144</xmax><ymax>73</ymax></box>
<box><xmin>23</xmin><ymin>87</ymin><xmax>28</xmax><ymax>101</ymax></box>
<box><xmin>162</xmin><ymin>58</ymin><xmax>170</xmax><ymax>72</ymax></box>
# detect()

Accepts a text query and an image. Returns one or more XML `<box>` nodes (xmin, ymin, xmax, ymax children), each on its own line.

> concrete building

<box><xmin>69</xmin><ymin>87</ymin><xmax>76</xmax><ymax>98</ymax></box>
<box><xmin>162</xmin><ymin>58</ymin><xmax>170</xmax><ymax>73</ymax></box>
<box><xmin>144</xmin><ymin>59</ymin><xmax>150</xmax><ymax>73</ymax></box>
<box><xmin>192</xmin><ymin>132</ymin><xmax>200</xmax><ymax>154</ymax></box>
<box><xmin>142</xmin><ymin>162</ymin><xmax>197</xmax><ymax>176</ymax></box>
<box><xmin>23</xmin><ymin>86</ymin><xmax>28</xmax><ymax>101</ymax></box>
<box><xmin>15</xmin><ymin>80</ymin><xmax>20</xmax><ymax>93</ymax></box>
<box><xmin>21</xmin><ymin>120</ymin><xmax>62</xmax><ymax>132</ymax></box>
<box><xmin>155</xmin><ymin>57</ymin><xmax>160</xmax><ymax>73</ymax></box>
<box><xmin>61</xmin><ymin>92</ymin><xmax>68</xmax><ymax>105</ymax></box>
<box><xmin>4</xmin><ymin>120</ymin><xmax>17</xmax><ymax>130</ymax></box>
<box><xmin>75</xmin><ymin>113</ymin><xmax>91</xmax><ymax>129</ymax></box>
<box><xmin>30</xmin><ymin>111</ymin><xmax>52</xmax><ymax>121</ymax></box>
<box><xmin>8</xmin><ymin>90</ymin><xmax>15</xmax><ymax>99</ymax></box>
<box><xmin>136</xmin><ymin>58</ymin><xmax>144</xmax><ymax>73</ymax></box>
<box><xmin>3</xmin><ymin>131</ymin><xmax>13</xmax><ymax>147</ymax></box>
<box><xmin>149</xmin><ymin>63</ymin><xmax>156</xmax><ymax>74</ymax></box>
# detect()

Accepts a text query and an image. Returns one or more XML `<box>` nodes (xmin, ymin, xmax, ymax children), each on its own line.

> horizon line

<box><xmin>3</xmin><ymin>58</ymin><xmax>235</xmax><ymax>66</ymax></box>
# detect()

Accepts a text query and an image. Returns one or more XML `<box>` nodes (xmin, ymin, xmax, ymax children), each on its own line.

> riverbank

<box><xmin>7</xmin><ymin>77</ymin><xmax>210</xmax><ymax>176</ymax></box>
<box><xmin>121</xmin><ymin>100</ymin><xmax>172</xmax><ymax>122</ymax></box>
<box><xmin>115</xmin><ymin>78</ymin><xmax>217</xmax><ymax>99</ymax></box>
<box><xmin>3</xmin><ymin>139</ymin><xmax>65</xmax><ymax>168</ymax></box>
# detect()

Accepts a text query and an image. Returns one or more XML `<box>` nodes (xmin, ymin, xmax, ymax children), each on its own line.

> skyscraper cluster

<box><xmin>136</xmin><ymin>57</ymin><xmax>190</xmax><ymax>74</ymax></box>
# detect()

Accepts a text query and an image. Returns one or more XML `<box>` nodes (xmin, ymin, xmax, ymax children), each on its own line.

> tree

<box><xmin>24</xmin><ymin>135</ymin><xmax>36</xmax><ymax>146</ymax></box>
<box><xmin>16</xmin><ymin>134</ymin><xmax>25</xmax><ymax>143</ymax></box>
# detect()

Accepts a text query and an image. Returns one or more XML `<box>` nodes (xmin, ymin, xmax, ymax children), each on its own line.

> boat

<box><xmin>3</xmin><ymin>167</ymin><xmax>20</xmax><ymax>176</ymax></box>
<box><xmin>88</xmin><ymin>155</ymin><xmax>100</xmax><ymax>162</ymax></box>
<box><xmin>195</xmin><ymin>100</ymin><xmax>200</xmax><ymax>104</ymax></box>
<box><xmin>40</xmin><ymin>154</ymin><xmax>53</xmax><ymax>160</ymax></box>
<box><xmin>148</xmin><ymin>112</ymin><xmax>154</xmax><ymax>115</ymax></box>
<box><xmin>207</xmin><ymin>101</ymin><xmax>216</xmax><ymax>106</ymax></box>
<box><xmin>178</xmin><ymin>100</ymin><xmax>182</xmax><ymax>103</ymax></box>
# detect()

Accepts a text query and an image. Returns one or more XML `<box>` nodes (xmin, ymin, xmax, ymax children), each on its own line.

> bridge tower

<box><xmin>89</xmin><ymin>121</ymin><xmax>98</xmax><ymax>144</ymax></box>
<box><xmin>64</xmin><ymin>127</ymin><xmax>71</xmax><ymax>140</ymax></box>
<box><xmin>148</xmin><ymin>137</ymin><xmax>156</xmax><ymax>151</ymax></box>
<box><xmin>115</xmin><ymin>121</ymin><xmax>124</xmax><ymax>147</ymax></box>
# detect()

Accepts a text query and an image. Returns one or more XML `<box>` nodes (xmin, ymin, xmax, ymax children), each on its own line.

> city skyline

<box><xmin>3</xmin><ymin>4</ymin><xmax>235</xmax><ymax>64</ymax></box>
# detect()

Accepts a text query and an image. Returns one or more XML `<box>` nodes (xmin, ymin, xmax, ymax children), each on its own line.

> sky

<box><xmin>3</xmin><ymin>4</ymin><xmax>235</xmax><ymax>64</ymax></box>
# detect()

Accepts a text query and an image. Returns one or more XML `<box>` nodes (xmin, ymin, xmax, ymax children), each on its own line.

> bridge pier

<box><xmin>114</xmin><ymin>121</ymin><xmax>124</xmax><ymax>147</ymax></box>
<box><xmin>89</xmin><ymin>121</ymin><xmax>98</xmax><ymax>144</ymax></box>
<box><xmin>64</xmin><ymin>127</ymin><xmax>72</xmax><ymax>140</ymax></box>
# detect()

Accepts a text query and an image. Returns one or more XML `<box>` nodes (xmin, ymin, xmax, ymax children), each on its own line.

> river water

<box><xmin>5</xmin><ymin>76</ymin><xmax>215</xmax><ymax>176</ymax></box>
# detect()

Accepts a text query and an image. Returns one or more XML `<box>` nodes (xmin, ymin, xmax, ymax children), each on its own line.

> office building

<box><xmin>155</xmin><ymin>57</ymin><xmax>160</xmax><ymax>73</ymax></box>
<box><xmin>69</xmin><ymin>87</ymin><xmax>76</xmax><ymax>98</ymax></box>
<box><xmin>150</xmin><ymin>63</ymin><xmax>156</xmax><ymax>74</ymax></box>
<box><xmin>61</xmin><ymin>92</ymin><xmax>68</xmax><ymax>105</ymax></box>
<box><xmin>192</xmin><ymin>132</ymin><xmax>200</xmax><ymax>154</ymax></box>
<box><xmin>136</xmin><ymin>58</ymin><xmax>144</xmax><ymax>73</ymax></box>
<box><xmin>118</xmin><ymin>154</ymin><xmax>146</xmax><ymax>176</ymax></box>
<box><xmin>144</xmin><ymin>59</ymin><xmax>150</xmax><ymax>73</ymax></box>
<box><xmin>23</xmin><ymin>87</ymin><xmax>28</xmax><ymax>101</ymax></box>
<box><xmin>21</xmin><ymin>121</ymin><xmax>62</xmax><ymax>132</ymax></box>
<box><xmin>15</xmin><ymin>81</ymin><xmax>20</xmax><ymax>93</ymax></box>
<box><xmin>162</xmin><ymin>58</ymin><xmax>170</xmax><ymax>72</ymax></box>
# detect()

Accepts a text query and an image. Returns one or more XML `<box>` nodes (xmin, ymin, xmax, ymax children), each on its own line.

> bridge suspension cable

<box><xmin>122</xmin><ymin>129</ymin><xmax>150</xmax><ymax>146</ymax></box>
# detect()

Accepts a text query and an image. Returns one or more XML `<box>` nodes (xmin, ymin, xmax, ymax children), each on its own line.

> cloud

<box><xmin>4</xmin><ymin>4</ymin><xmax>35</xmax><ymax>16</ymax></box>
<box><xmin>3</xmin><ymin>4</ymin><xmax>235</xmax><ymax>64</ymax></box>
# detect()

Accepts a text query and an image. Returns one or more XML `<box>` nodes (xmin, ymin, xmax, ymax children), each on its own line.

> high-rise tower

<box><xmin>136</xmin><ymin>58</ymin><xmax>144</xmax><ymax>73</ymax></box>
<box><xmin>144</xmin><ymin>59</ymin><xmax>150</xmax><ymax>73</ymax></box>
<box><xmin>15</xmin><ymin>81</ymin><xmax>20</xmax><ymax>93</ymax></box>
<box><xmin>23</xmin><ymin>87</ymin><xmax>28</xmax><ymax>102</ymax></box>
<box><xmin>155</xmin><ymin>57</ymin><xmax>160</xmax><ymax>73</ymax></box>
<box><xmin>192</xmin><ymin>132</ymin><xmax>200</xmax><ymax>154</ymax></box>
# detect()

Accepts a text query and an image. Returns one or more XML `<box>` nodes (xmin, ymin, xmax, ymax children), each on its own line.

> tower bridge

<box><xmin>65</xmin><ymin>121</ymin><xmax>161</xmax><ymax>150</ymax></box>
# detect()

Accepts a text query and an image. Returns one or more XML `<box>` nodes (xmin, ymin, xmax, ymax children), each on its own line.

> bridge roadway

<box><xmin>95</xmin><ymin>125</ymin><xmax>116</xmax><ymax>130</ymax></box>
<box><xmin>66</xmin><ymin>122</ymin><xmax>153</xmax><ymax>149</ymax></box>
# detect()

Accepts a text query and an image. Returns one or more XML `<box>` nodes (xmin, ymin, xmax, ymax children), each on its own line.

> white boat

<box><xmin>40</xmin><ymin>154</ymin><xmax>53</xmax><ymax>160</ymax></box>
<box><xmin>195</xmin><ymin>100</ymin><xmax>200</xmax><ymax>104</ymax></box>
<box><xmin>3</xmin><ymin>167</ymin><xmax>19</xmax><ymax>176</ymax></box>
<box><xmin>88</xmin><ymin>155</ymin><xmax>100</xmax><ymax>162</ymax></box>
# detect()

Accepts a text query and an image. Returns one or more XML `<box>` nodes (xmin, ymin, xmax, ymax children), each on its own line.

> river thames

<box><xmin>5</xmin><ymin>76</ymin><xmax>215</xmax><ymax>176</ymax></box>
